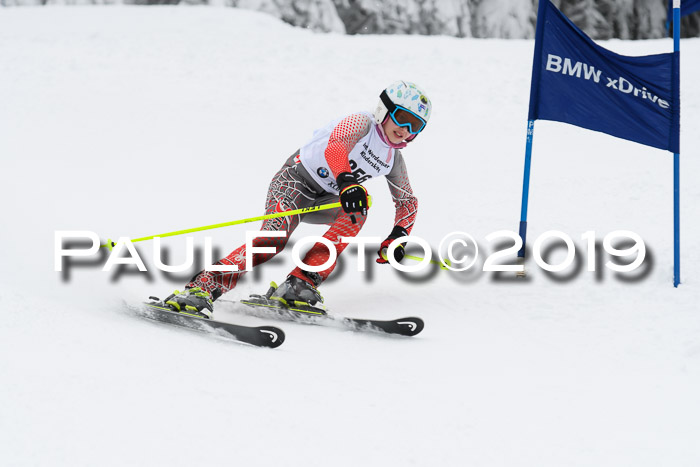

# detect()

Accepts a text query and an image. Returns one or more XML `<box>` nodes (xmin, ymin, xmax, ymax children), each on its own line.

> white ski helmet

<box><xmin>374</xmin><ymin>80</ymin><xmax>432</xmax><ymax>139</ymax></box>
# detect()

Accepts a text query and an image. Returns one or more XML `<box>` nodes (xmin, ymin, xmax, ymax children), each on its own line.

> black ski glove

<box><xmin>377</xmin><ymin>225</ymin><xmax>408</xmax><ymax>264</ymax></box>
<box><xmin>337</xmin><ymin>172</ymin><xmax>369</xmax><ymax>216</ymax></box>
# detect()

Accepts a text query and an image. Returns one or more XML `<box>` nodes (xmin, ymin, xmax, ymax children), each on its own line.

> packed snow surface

<box><xmin>1</xmin><ymin>6</ymin><xmax>699</xmax><ymax>467</ymax></box>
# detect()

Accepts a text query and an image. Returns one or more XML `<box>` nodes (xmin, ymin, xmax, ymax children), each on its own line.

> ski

<box><xmin>133</xmin><ymin>301</ymin><xmax>285</xmax><ymax>348</ymax></box>
<box><xmin>221</xmin><ymin>297</ymin><xmax>424</xmax><ymax>337</ymax></box>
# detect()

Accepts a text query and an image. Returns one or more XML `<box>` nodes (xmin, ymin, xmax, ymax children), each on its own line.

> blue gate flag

<box><xmin>668</xmin><ymin>0</ymin><xmax>700</xmax><ymax>20</ymax></box>
<box><xmin>528</xmin><ymin>0</ymin><xmax>680</xmax><ymax>153</ymax></box>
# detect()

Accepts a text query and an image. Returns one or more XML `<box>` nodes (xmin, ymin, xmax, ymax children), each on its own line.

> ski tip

<box><xmin>395</xmin><ymin>317</ymin><xmax>424</xmax><ymax>336</ymax></box>
<box><xmin>257</xmin><ymin>326</ymin><xmax>286</xmax><ymax>348</ymax></box>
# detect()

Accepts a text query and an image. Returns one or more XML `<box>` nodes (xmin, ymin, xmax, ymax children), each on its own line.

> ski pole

<box><xmin>406</xmin><ymin>253</ymin><xmax>452</xmax><ymax>270</ymax></box>
<box><xmin>101</xmin><ymin>197</ymin><xmax>372</xmax><ymax>250</ymax></box>
<box><xmin>380</xmin><ymin>250</ymin><xmax>451</xmax><ymax>270</ymax></box>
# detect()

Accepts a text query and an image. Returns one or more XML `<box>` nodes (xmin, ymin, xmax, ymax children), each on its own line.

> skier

<box><xmin>161</xmin><ymin>80</ymin><xmax>432</xmax><ymax>319</ymax></box>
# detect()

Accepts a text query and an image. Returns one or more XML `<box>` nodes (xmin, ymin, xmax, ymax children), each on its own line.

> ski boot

<box><xmin>270</xmin><ymin>275</ymin><xmax>324</xmax><ymax>308</ymax></box>
<box><xmin>160</xmin><ymin>287</ymin><xmax>215</xmax><ymax>319</ymax></box>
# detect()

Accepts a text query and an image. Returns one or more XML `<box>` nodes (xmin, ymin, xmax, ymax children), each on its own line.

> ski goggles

<box><xmin>388</xmin><ymin>107</ymin><xmax>426</xmax><ymax>134</ymax></box>
<box><xmin>380</xmin><ymin>91</ymin><xmax>427</xmax><ymax>135</ymax></box>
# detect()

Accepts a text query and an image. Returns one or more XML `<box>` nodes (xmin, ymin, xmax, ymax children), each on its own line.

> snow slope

<box><xmin>1</xmin><ymin>6</ymin><xmax>699</xmax><ymax>467</ymax></box>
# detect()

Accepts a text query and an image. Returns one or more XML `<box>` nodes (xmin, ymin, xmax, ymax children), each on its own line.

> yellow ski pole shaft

<box><xmin>101</xmin><ymin>197</ymin><xmax>372</xmax><ymax>250</ymax></box>
<box><xmin>380</xmin><ymin>249</ymin><xmax>451</xmax><ymax>270</ymax></box>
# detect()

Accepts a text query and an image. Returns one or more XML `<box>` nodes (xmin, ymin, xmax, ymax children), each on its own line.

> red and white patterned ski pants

<box><xmin>188</xmin><ymin>155</ymin><xmax>366</xmax><ymax>296</ymax></box>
